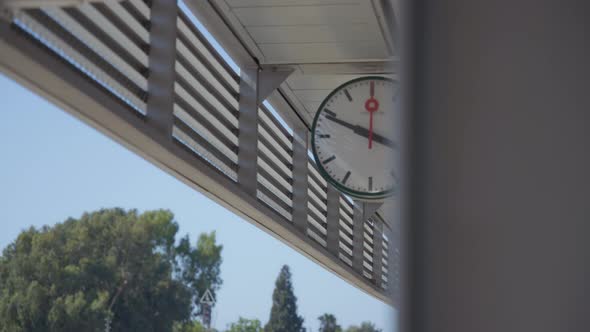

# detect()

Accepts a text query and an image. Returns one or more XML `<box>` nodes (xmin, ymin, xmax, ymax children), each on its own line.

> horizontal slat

<box><xmin>307</xmin><ymin>176</ymin><xmax>328</xmax><ymax>202</ymax></box>
<box><xmin>174</xmin><ymin>90</ymin><xmax>238</xmax><ymax>147</ymax></box>
<box><xmin>258</xmin><ymin>157</ymin><xmax>293</xmax><ymax>191</ymax></box>
<box><xmin>364</xmin><ymin>250</ymin><xmax>373</xmax><ymax>263</ymax></box>
<box><xmin>258</xmin><ymin>113</ymin><xmax>293</xmax><ymax>156</ymax></box>
<box><xmin>258</xmin><ymin>174</ymin><xmax>293</xmax><ymax>208</ymax></box>
<box><xmin>259</xmin><ymin>106</ymin><xmax>293</xmax><ymax>149</ymax></box>
<box><xmin>173</xmin><ymin>119</ymin><xmax>237</xmax><ymax>176</ymax></box>
<box><xmin>78</xmin><ymin>3</ymin><xmax>148</xmax><ymax>66</ymax></box>
<box><xmin>259</xmin><ymin>124</ymin><xmax>293</xmax><ymax>165</ymax></box>
<box><xmin>364</xmin><ymin>231</ymin><xmax>374</xmax><ymax>245</ymax></box>
<box><xmin>102</xmin><ymin>1</ymin><xmax>149</xmax><ymax>44</ymax></box>
<box><xmin>177</xmin><ymin>39</ymin><xmax>238</xmax><ymax>108</ymax></box>
<box><xmin>308</xmin><ymin>192</ymin><xmax>327</xmax><ymax>218</ymax></box>
<box><xmin>307</xmin><ymin>228</ymin><xmax>327</xmax><ymax>247</ymax></box>
<box><xmin>258</xmin><ymin>148</ymin><xmax>293</xmax><ymax>184</ymax></box>
<box><xmin>364</xmin><ymin>240</ymin><xmax>374</xmax><ymax>253</ymax></box>
<box><xmin>16</xmin><ymin>10</ymin><xmax>146</xmax><ymax>112</ymax></box>
<box><xmin>177</xmin><ymin>14</ymin><xmax>238</xmax><ymax>90</ymax></box>
<box><xmin>174</xmin><ymin>79</ymin><xmax>238</xmax><ymax>138</ymax></box>
<box><xmin>340</xmin><ymin>197</ymin><xmax>354</xmax><ymax>215</ymax></box>
<box><xmin>339</xmin><ymin>219</ymin><xmax>353</xmax><ymax>237</ymax></box>
<box><xmin>307</xmin><ymin>214</ymin><xmax>327</xmax><ymax>236</ymax></box>
<box><xmin>339</xmin><ymin>229</ymin><xmax>353</xmax><ymax>246</ymax></box>
<box><xmin>173</xmin><ymin>105</ymin><xmax>238</xmax><ymax>163</ymax></box>
<box><xmin>364</xmin><ymin>223</ymin><xmax>374</xmax><ymax>235</ymax></box>
<box><xmin>308</xmin><ymin>177</ymin><xmax>328</xmax><ymax>202</ymax></box>
<box><xmin>257</xmin><ymin>186</ymin><xmax>292</xmax><ymax>220</ymax></box>
<box><xmin>128</xmin><ymin>0</ymin><xmax>151</xmax><ymax>21</ymax></box>
<box><xmin>259</xmin><ymin>136</ymin><xmax>292</xmax><ymax>173</ymax></box>
<box><xmin>308</xmin><ymin>161</ymin><xmax>327</xmax><ymax>188</ymax></box>
<box><xmin>308</xmin><ymin>201</ymin><xmax>326</xmax><ymax>223</ymax></box>
<box><xmin>339</xmin><ymin>252</ymin><xmax>353</xmax><ymax>266</ymax></box>
<box><xmin>340</xmin><ymin>241</ymin><xmax>353</xmax><ymax>256</ymax></box>
<box><xmin>43</xmin><ymin>7</ymin><xmax>147</xmax><ymax>90</ymax></box>
<box><xmin>308</xmin><ymin>187</ymin><xmax>327</xmax><ymax>209</ymax></box>
<box><xmin>340</xmin><ymin>208</ymin><xmax>353</xmax><ymax>225</ymax></box>
<box><xmin>176</xmin><ymin>61</ymin><xmax>238</xmax><ymax>128</ymax></box>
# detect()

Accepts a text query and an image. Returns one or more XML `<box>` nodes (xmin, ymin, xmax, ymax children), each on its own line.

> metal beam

<box><xmin>238</xmin><ymin>65</ymin><xmax>292</xmax><ymax>193</ymax></box>
<box><xmin>238</xmin><ymin>67</ymin><xmax>259</xmax><ymax>195</ymax></box>
<box><xmin>372</xmin><ymin>219</ymin><xmax>384</xmax><ymax>288</ymax></box>
<box><xmin>352</xmin><ymin>201</ymin><xmax>383</xmax><ymax>272</ymax></box>
<box><xmin>146</xmin><ymin>0</ymin><xmax>177</xmax><ymax>139</ymax></box>
<box><xmin>326</xmin><ymin>184</ymin><xmax>341</xmax><ymax>256</ymax></box>
<box><xmin>291</xmin><ymin>127</ymin><xmax>309</xmax><ymax>233</ymax></box>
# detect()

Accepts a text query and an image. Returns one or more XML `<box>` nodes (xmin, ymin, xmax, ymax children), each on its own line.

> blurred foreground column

<box><xmin>402</xmin><ymin>1</ymin><xmax>590</xmax><ymax>332</ymax></box>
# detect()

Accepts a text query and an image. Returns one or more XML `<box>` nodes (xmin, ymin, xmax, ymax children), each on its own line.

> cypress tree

<box><xmin>264</xmin><ymin>265</ymin><xmax>304</xmax><ymax>332</ymax></box>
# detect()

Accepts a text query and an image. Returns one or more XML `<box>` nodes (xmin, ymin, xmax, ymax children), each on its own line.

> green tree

<box><xmin>226</xmin><ymin>317</ymin><xmax>263</xmax><ymax>332</ymax></box>
<box><xmin>318</xmin><ymin>313</ymin><xmax>342</xmax><ymax>332</ymax></box>
<box><xmin>173</xmin><ymin>320</ymin><xmax>216</xmax><ymax>332</ymax></box>
<box><xmin>0</xmin><ymin>208</ymin><xmax>222</xmax><ymax>332</ymax></box>
<box><xmin>345</xmin><ymin>322</ymin><xmax>382</xmax><ymax>332</ymax></box>
<box><xmin>264</xmin><ymin>265</ymin><xmax>304</xmax><ymax>332</ymax></box>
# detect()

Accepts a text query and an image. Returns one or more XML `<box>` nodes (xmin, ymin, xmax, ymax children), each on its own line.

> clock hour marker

<box><xmin>344</xmin><ymin>89</ymin><xmax>353</xmax><ymax>102</ymax></box>
<box><xmin>323</xmin><ymin>155</ymin><xmax>336</xmax><ymax>164</ymax></box>
<box><xmin>318</xmin><ymin>134</ymin><xmax>330</xmax><ymax>138</ymax></box>
<box><xmin>342</xmin><ymin>171</ymin><xmax>351</xmax><ymax>184</ymax></box>
<box><xmin>368</xmin><ymin>176</ymin><xmax>373</xmax><ymax>191</ymax></box>
<box><xmin>324</xmin><ymin>109</ymin><xmax>336</xmax><ymax>117</ymax></box>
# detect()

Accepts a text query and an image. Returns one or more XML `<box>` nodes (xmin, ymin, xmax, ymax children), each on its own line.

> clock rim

<box><xmin>311</xmin><ymin>76</ymin><xmax>396</xmax><ymax>200</ymax></box>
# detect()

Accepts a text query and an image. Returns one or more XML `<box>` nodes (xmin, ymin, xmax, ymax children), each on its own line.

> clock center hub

<box><xmin>365</xmin><ymin>98</ymin><xmax>379</xmax><ymax>112</ymax></box>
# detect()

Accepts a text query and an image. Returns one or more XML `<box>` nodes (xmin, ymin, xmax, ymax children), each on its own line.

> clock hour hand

<box><xmin>325</xmin><ymin>115</ymin><xmax>397</xmax><ymax>148</ymax></box>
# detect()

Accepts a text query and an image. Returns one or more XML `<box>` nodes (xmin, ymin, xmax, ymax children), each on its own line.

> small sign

<box><xmin>199</xmin><ymin>289</ymin><xmax>215</xmax><ymax>305</ymax></box>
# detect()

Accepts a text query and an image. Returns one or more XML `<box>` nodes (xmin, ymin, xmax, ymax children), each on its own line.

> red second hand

<box><xmin>365</xmin><ymin>81</ymin><xmax>379</xmax><ymax>149</ymax></box>
<box><xmin>369</xmin><ymin>111</ymin><xmax>374</xmax><ymax>149</ymax></box>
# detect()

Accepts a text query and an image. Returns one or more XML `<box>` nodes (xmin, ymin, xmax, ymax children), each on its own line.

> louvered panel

<box><xmin>42</xmin><ymin>7</ymin><xmax>147</xmax><ymax>90</ymax></box>
<box><xmin>103</xmin><ymin>1</ymin><xmax>149</xmax><ymax>43</ymax></box>
<box><xmin>175</xmin><ymin>61</ymin><xmax>238</xmax><ymax>128</ymax></box>
<box><xmin>14</xmin><ymin>9</ymin><xmax>146</xmax><ymax>113</ymax></box>
<box><xmin>177</xmin><ymin>13</ymin><xmax>238</xmax><ymax>91</ymax></box>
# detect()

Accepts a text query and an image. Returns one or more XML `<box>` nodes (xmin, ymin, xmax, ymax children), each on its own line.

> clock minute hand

<box><xmin>325</xmin><ymin>115</ymin><xmax>397</xmax><ymax>149</ymax></box>
<box><xmin>353</xmin><ymin>126</ymin><xmax>397</xmax><ymax>149</ymax></box>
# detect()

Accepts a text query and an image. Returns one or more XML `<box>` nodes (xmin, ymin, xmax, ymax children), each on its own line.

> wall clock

<box><xmin>311</xmin><ymin>76</ymin><xmax>398</xmax><ymax>200</ymax></box>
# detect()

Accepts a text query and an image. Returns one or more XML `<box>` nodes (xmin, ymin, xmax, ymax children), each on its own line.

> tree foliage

<box><xmin>344</xmin><ymin>322</ymin><xmax>382</xmax><ymax>332</ymax></box>
<box><xmin>0</xmin><ymin>208</ymin><xmax>222</xmax><ymax>332</ymax></box>
<box><xmin>318</xmin><ymin>313</ymin><xmax>342</xmax><ymax>332</ymax></box>
<box><xmin>264</xmin><ymin>265</ymin><xmax>304</xmax><ymax>332</ymax></box>
<box><xmin>226</xmin><ymin>317</ymin><xmax>263</xmax><ymax>332</ymax></box>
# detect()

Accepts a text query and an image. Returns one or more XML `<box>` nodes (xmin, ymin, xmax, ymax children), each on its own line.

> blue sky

<box><xmin>0</xmin><ymin>73</ymin><xmax>395</xmax><ymax>330</ymax></box>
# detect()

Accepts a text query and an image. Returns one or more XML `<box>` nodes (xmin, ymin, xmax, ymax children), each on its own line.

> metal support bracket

<box><xmin>256</xmin><ymin>66</ymin><xmax>293</xmax><ymax>104</ymax></box>
<box><xmin>238</xmin><ymin>66</ymin><xmax>293</xmax><ymax>194</ymax></box>
<box><xmin>352</xmin><ymin>200</ymin><xmax>383</xmax><ymax>272</ymax></box>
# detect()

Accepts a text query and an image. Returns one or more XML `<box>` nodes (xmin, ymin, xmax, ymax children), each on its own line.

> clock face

<box><xmin>311</xmin><ymin>77</ymin><xmax>398</xmax><ymax>200</ymax></box>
